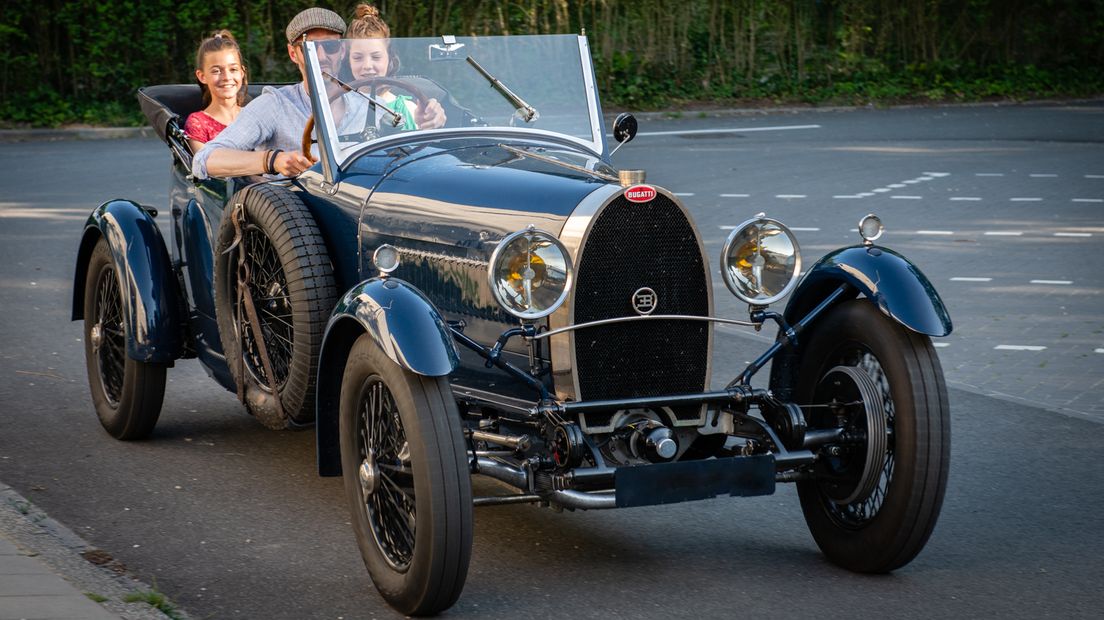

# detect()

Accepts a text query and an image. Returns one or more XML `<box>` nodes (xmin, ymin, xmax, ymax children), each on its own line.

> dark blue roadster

<box><xmin>73</xmin><ymin>34</ymin><xmax>952</xmax><ymax>616</ymax></box>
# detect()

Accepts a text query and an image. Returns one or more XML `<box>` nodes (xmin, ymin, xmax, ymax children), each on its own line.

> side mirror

<box><xmin>610</xmin><ymin>113</ymin><xmax>638</xmax><ymax>156</ymax></box>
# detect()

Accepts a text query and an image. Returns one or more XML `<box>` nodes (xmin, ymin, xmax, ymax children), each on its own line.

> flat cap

<box><xmin>285</xmin><ymin>7</ymin><xmax>346</xmax><ymax>43</ymax></box>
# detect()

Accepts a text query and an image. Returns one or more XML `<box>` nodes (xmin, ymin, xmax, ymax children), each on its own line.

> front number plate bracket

<box><xmin>614</xmin><ymin>455</ymin><xmax>775</xmax><ymax>508</ymax></box>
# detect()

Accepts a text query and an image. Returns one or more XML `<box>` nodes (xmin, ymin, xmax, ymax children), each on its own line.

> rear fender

<box><xmin>315</xmin><ymin>277</ymin><xmax>460</xmax><ymax>476</ymax></box>
<box><xmin>72</xmin><ymin>199</ymin><xmax>184</xmax><ymax>363</ymax></box>
<box><xmin>769</xmin><ymin>245</ymin><xmax>951</xmax><ymax>399</ymax></box>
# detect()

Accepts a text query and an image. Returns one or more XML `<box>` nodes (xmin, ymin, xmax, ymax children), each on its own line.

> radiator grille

<box><xmin>571</xmin><ymin>194</ymin><xmax>710</xmax><ymax>403</ymax></box>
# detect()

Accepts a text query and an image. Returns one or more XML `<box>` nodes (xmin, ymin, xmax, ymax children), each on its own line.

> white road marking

<box><xmin>1055</xmin><ymin>232</ymin><xmax>1092</xmax><ymax>237</ymax></box>
<box><xmin>916</xmin><ymin>177</ymin><xmax>935</xmax><ymax>181</ymax></box>
<box><xmin>995</xmin><ymin>345</ymin><xmax>1047</xmax><ymax>351</ymax></box>
<box><xmin>1030</xmin><ymin>279</ymin><xmax>1073</xmax><ymax>285</ymax></box>
<box><xmin>790</xmin><ymin>227</ymin><xmax>820</xmax><ymax>232</ymax></box>
<box><xmin>1072</xmin><ymin>198</ymin><xmax>1103</xmax><ymax>203</ymax></box>
<box><xmin>719</xmin><ymin>225</ymin><xmax>736</xmax><ymax>230</ymax></box>
<box><xmin>857</xmin><ymin>192</ymin><xmax>875</xmax><ymax>197</ymax></box>
<box><xmin>833</xmin><ymin>195</ymin><xmax>862</xmax><ymax>199</ymax></box>
<box><xmin>950</xmin><ymin>277</ymin><xmax>993</xmax><ymax>282</ymax></box>
<box><xmin>1030</xmin><ymin>173</ymin><xmax>1058</xmax><ymax>178</ymax></box>
<box><xmin>1096</xmin><ymin>348</ymin><xmax>1104</xmax><ymax>354</ymax></box>
<box><xmin>923</xmin><ymin>172</ymin><xmax>951</xmax><ymax>177</ymax></box>
<box><xmin>720</xmin><ymin>193</ymin><xmax>749</xmax><ymax>198</ymax></box>
<box><xmin>917</xmin><ymin>230</ymin><xmax>954</xmax><ymax>235</ymax></box>
<box><xmin>891</xmin><ymin>195</ymin><xmax>923</xmax><ymax>200</ymax></box>
<box><xmin>775</xmin><ymin>194</ymin><xmax>806</xmax><ymax>199</ymax></box>
<box><xmin>903</xmin><ymin>179</ymin><xmax>921</xmax><ymax>184</ymax></box>
<box><xmin>872</xmin><ymin>188</ymin><xmax>891</xmax><ymax>193</ymax></box>
<box><xmin>635</xmin><ymin>124</ymin><xmax>822</xmax><ymax>137</ymax></box>
<box><xmin>888</xmin><ymin>184</ymin><xmax>906</xmax><ymax>188</ymax></box>
<box><xmin>976</xmin><ymin>173</ymin><xmax>1005</xmax><ymax>177</ymax></box>
<box><xmin>933</xmin><ymin>342</ymin><xmax>951</xmax><ymax>348</ymax></box>
<box><xmin>674</xmin><ymin>192</ymin><xmax>695</xmax><ymax>197</ymax></box>
<box><xmin>950</xmin><ymin>197</ymin><xmax>982</xmax><ymax>201</ymax></box>
<box><xmin>984</xmin><ymin>231</ymin><xmax>1023</xmax><ymax>236</ymax></box>
<box><xmin>1086</xmin><ymin>174</ymin><xmax>1104</xmax><ymax>179</ymax></box>
<box><xmin>1010</xmin><ymin>197</ymin><xmax>1043</xmax><ymax>202</ymax></box>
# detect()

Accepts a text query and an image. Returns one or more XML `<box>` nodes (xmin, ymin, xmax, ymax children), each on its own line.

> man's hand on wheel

<box><xmin>274</xmin><ymin>151</ymin><xmax>317</xmax><ymax>177</ymax></box>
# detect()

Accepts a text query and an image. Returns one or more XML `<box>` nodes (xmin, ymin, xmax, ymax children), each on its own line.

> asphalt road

<box><xmin>1</xmin><ymin>102</ymin><xmax>1103</xmax><ymax>619</ymax></box>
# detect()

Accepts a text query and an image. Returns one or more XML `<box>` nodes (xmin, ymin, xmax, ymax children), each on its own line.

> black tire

<box><xmin>795</xmin><ymin>299</ymin><xmax>950</xmax><ymax>573</ymax></box>
<box><xmin>83</xmin><ymin>239</ymin><xmax>166</xmax><ymax>439</ymax></box>
<box><xmin>339</xmin><ymin>334</ymin><xmax>472</xmax><ymax>616</ymax></box>
<box><xmin>214</xmin><ymin>184</ymin><xmax>336</xmax><ymax>429</ymax></box>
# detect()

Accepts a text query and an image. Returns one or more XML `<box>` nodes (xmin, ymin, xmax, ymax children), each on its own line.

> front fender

<box><xmin>784</xmin><ymin>245</ymin><xmax>952</xmax><ymax>337</ymax></box>
<box><xmin>72</xmin><ymin>199</ymin><xmax>184</xmax><ymax>363</ymax></box>
<box><xmin>315</xmin><ymin>277</ymin><xmax>460</xmax><ymax>476</ymax></box>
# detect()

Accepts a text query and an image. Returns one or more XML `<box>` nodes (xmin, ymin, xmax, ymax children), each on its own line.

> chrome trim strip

<box><xmin>548</xmin><ymin>184</ymin><xmax>625</xmax><ymax>401</ymax></box>
<box><xmin>533</xmin><ymin>314</ymin><xmax>755</xmax><ymax>340</ymax></box>
<box><xmin>303</xmin><ymin>42</ymin><xmax>339</xmax><ymax>185</ymax></box>
<box><xmin>452</xmin><ymin>384</ymin><xmax>535</xmax><ymax>415</ymax></box>
<box><xmin>577</xmin><ymin>35</ymin><xmax>605</xmax><ymax>151</ymax></box>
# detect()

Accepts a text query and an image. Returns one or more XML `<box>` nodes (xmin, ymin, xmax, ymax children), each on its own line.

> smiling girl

<box><xmin>345</xmin><ymin>5</ymin><xmax>418</xmax><ymax>130</ymax></box>
<box><xmin>185</xmin><ymin>30</ymin><xmax>248</xmax><ymax>151</ymax></box>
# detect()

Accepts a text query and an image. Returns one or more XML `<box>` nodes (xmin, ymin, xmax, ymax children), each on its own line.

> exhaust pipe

<box><xmin>473</xmin><ymin>456</ymin><xmax>616</xmax><ymax>510</ymax></box>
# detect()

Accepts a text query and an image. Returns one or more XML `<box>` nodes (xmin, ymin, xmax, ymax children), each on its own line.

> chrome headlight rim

<box><xmin>720</xmin><ymin>214</ymin><xmax>803</xmax><ymax>306</ymax></box>
<box><xmin>488</xmin><ymin>227</ymin><xmax>574</xmax><ymax>321</ymax></box>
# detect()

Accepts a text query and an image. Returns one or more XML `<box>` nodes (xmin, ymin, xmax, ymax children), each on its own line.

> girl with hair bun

<box><xmin>185</xmin><ymin>30</ymin><xmax>247</xmax><ymax>151</ymax></box>
<box><xmin>345</xmin><ymin>4</ymin><xmax>445</xmax><ymax>130</ymax></box>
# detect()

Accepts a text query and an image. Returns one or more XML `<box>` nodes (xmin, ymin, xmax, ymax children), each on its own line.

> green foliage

<box><xmin>124</xmin><ymin>589</ymin><xmax>183</xmax><ymax>620</ymax></box>
<box><xmin>2</xmin><ymin>0</ymin><xmax>1102</xmax><ymax>126</ymax></box>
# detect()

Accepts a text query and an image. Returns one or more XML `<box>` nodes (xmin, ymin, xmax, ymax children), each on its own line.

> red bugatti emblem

<box><xmin>624</xmin><ymin>185</ymin><xmax>657</xmax><ymax>203</ymax></box>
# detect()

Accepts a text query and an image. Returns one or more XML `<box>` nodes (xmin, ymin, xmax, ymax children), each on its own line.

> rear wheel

<box><xmin>339</xmin><ymin>334</ymin><xmax>472</xmax><ymax>615</ymax></box>
<box><xmin>795</xmin><ymin>300</ymin><xmax>949</xmax><ymax>573</ymax></box>
<box><xmin>83</xmin><ymin>239</ymin><xmax>166</xmax><ymax>439</ymax></box>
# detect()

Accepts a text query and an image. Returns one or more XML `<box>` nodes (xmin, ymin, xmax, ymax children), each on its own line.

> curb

<box><xmin>0</xmin><ymin>481</ymin><xmax>187</xmax><ymax>620</ymax></box>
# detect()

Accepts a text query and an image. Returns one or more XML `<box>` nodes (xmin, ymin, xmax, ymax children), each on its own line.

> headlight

<box><xmin>489</xmin><ymin>228</ymin><xmax>573</xmax><ymax>320</ymax></box>
<box><xmin>720</xmin><ymin>214</ymin><xmax>802</xmax><ymax>305</ymax></box>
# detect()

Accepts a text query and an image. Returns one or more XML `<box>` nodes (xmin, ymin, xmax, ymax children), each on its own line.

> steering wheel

<box><xmin>301</xmin><ymin>76</ymin><xmax>431</xmax><ymax>161</ymax></box>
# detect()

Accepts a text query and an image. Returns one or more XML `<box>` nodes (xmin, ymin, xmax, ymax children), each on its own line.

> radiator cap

<box><xmin>619</xmin><ymin>169</ymin><xmax>646</xmax><ymax>187</ymax></box>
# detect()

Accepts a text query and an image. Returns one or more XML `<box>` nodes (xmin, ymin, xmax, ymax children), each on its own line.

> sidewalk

<box><xmin>0</xmin><ymin>483</ymin><xmax>178</xmax><ymax>620</ymax></box>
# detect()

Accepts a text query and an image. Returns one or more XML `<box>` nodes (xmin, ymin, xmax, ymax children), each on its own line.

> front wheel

<box><xmin>83</xmin><ymin>239</ymin><xmax>166</xmax><ymax>439</ymax></box>
<box><xmin>339</xmin><ymin>334</ymin><xmax>472</xmax><ymax>616</ymax></box>
<box><xmin>795</xmin><ymin>300</ymin><xmax>950</xmax><ymax>573</ymax></box>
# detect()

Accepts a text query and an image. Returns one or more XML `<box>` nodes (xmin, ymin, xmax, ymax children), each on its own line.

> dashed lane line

<box><xmin>950</xmin><ymin>197</ymin><xmax>982</xmax><ymax>201</ymax></box>
<box><xmin>976</xmin><ymin>173</ymin><xmax>1005</xmax><ymax>177</ymax></box>
<box><xmin>789</xmin><ymin>227</ymin><xmax>820</xmax><ymax>232</ymax></box>
<box><xmin>1030</xmin><ymin>279</ymin><xmax>1073</xmax><ymax>285</ymax></box>
<box><xmin>950</xmin><ymin>277</ymin><xmax>993</xmax><ymax>282</ymax></box>
<box><xmin>1030</xmin><ymin>173</ymin><xmax>1059</xmax><ymax>178</ymax></box>
<box><xmin>888</xmin><ymin>184</ymin><xmax>906</xmax><ymax>188</ymax></box>
<box><xmin>891</xmin><ymin>195</ymin><xmax>923</xmax><ymax>200</ymax></box>
<box><xmin>720</xmin><ymin>193</ymin><xmax>749</xmax><ymax>198</ymax></box>
<box><xmin>933</xmin><ymin>342</ymin><xmax>951</xmax><ymax>348</ymax></box>
<box><xmin>1011</xmin><ymin>197</ymin><xmax>1043</xmax><ymax>202</ymax></box>
<box><xmin>995</xmin><ymin>345</ymin><xmax>1047</xmax><ymax>351</ymax></box>
<box><xmin>674</xmin><ymin>192</ymin><xmax>695</xmax><ymax>197</ymax></box>
<box><xmin>917</xmin><ymin>230</ymin><xmax>954</xmax><ymax>235</ymax></box>
<box><xmin>922</xmin><ymin>172</ymin><xmax>951</xmax><ymax>177</ymax></box>
<box><xmin>775</xmin><ymin>194</ymin><xmax>806</xmax><ymax>199</ymax></box>
<box><xmin>1086</xmin><ymin>175</ymin><xmax>1104</xmax><ymax>179</ymax></box>
<box><xmin>1054</xmin><ymin>232</ymin><xmax>1092</xmax><ymax>237</ymax></box>
<box><xmin>872</xmin><ymin>188</ymin><xmax>891</xmax><ymax>193</ymax></box>
<box><xmin>1072</xmin><ymin>198</ymin><xmax>1103</xmax><ymax>203</ymax></box>
<box><xmin>1096</xmin><ymin>348</ymin><xmax>1104</xmax><ymax>354</ymax></box>
<box><xmin>984</xmin><ymin>231</ymin><xmax>1023</xmax><ymax>236</ymax></box>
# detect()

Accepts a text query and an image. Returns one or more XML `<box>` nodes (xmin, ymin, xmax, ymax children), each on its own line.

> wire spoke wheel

<box><xmin>93</xmin><ymin>264</ymin><xmax>126</xmax><ymax>405</ymax></box>
<box><xmin>236</xmin><ymin>224</ymin><xmax>293</xmax><ymax>390</ymax></box>
<box><xmin>81</xmin><ymin>238</ymin><xmax>165</xmax><ymax>440</ymax></box>
<box><xmin>339</xmin><ymin>334</ymin><xmax>472</xmax><ymax>615</ymax></box>
<box><xmin>357</xmin><ymin>376</ymin><xmax>416</xmax><ymax>570</ymax></box>
<box><xmin>795</xmin><ymin>299</ymin><xmax>949</xmax><ymax>573</ymax></box>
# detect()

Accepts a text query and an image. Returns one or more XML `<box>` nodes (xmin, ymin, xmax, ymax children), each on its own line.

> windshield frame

<box><xmin>302</xmin><ymin>35</ymin><xmax>606</xmax><ymax>180</ymax></box>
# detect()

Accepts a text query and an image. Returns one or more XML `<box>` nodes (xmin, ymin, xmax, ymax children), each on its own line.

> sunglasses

<box><xmin>300</xmin><ymin>36</ymin><xmax>345</xmax><ymax>56</ymax></box>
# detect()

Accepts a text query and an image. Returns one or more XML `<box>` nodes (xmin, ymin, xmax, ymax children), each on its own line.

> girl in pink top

<box><xmin>185</xmin><ymin>30</ymin><xmax>247</xmax><ymax>152</ymax></box>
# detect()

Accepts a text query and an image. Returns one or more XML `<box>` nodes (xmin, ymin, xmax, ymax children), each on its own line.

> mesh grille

<box><xmin>572</xmin><ymin>194</ymin><xmax>710</xmax><ymax>402</ymax></box>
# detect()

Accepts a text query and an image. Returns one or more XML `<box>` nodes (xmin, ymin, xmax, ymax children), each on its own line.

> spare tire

<box><xmin>214</xmin><ymin>184</ymin><xmax>336</xmax><ymax>429</ymax></box>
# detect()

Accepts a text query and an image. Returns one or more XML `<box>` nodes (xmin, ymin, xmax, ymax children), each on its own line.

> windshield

<box><xmin>304</xmin><ymin>34</ymin><xmax>603</xmax><ymax>164</ymax></box>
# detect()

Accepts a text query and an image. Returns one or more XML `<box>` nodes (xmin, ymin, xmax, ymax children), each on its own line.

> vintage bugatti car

<box><xmin>73</xmin><ymin>34</ymin><xmax>952</xmax><ymax>615</ymax></box>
